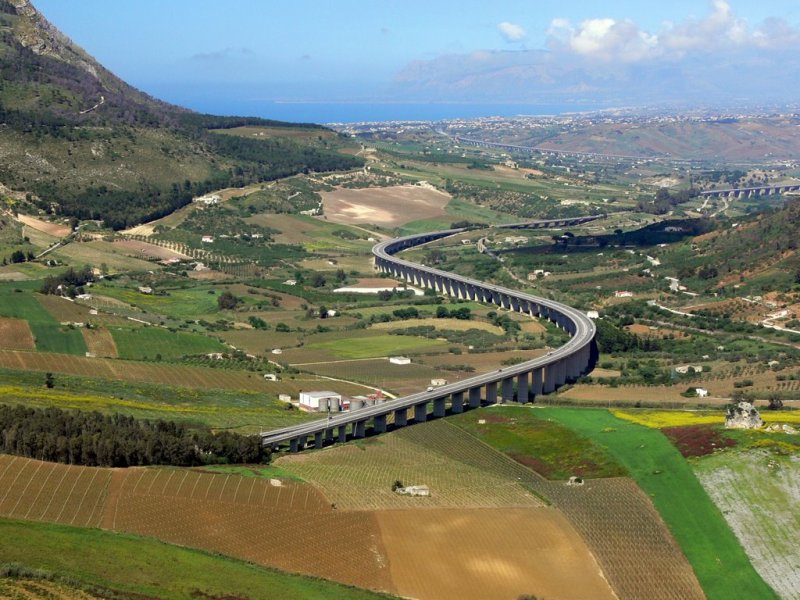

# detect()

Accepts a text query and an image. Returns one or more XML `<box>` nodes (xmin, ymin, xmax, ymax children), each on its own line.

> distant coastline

<box><xmin>158</xmin><ymin>95</ymin><xmax>601</xmax><ymax>124</ymax></box>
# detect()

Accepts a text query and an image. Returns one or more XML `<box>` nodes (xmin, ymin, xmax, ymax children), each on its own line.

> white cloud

<box><xmin>497</xmin><ymin>21</ymin><xmax>526</xmax><ymax>43</ymax></box>
<box><xmin>548</xmin><ymin>0</ymin><xmax>800</xmax><ymax>63</ymax></box>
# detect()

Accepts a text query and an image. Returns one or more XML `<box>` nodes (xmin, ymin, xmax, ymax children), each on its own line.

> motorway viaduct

<box><xmin>698</xmin><ymin>185</ymin><xmax>800</xmax><ymax>199</ymax></box>
<box><xmin>260</xmin><ymin>220</ymin><xmax>598</xmax><ymax>452</ymax></box>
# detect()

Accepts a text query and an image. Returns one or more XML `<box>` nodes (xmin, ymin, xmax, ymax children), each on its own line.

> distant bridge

<box><xmin>495</xmin><ymin>214</ymin><xmax>606</xmax><ymax>230</ymax></box>
<box><xmin>260</xmin><ymin>224</ymin><xmax>598</xmax><ymax>452</ymax></box>
<box><xmin>698</xmin><ymin>185</ymin><xmax>800</xmax><ymax>199</ymax></box>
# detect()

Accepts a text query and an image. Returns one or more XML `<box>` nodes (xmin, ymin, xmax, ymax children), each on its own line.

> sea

<box><xmin>250</xmin><ymin>102</ymin><xmax>600</xmax><ymax>124</ymax></box>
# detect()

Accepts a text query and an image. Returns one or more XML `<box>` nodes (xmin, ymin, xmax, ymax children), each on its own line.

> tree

<box><xmin>767</xmin><ymin>393</ymin><xmax>784</xmax><ymax>411</ymax></box>
<box><xmin>217</xmin><ymin>291</ymin><xmax>239</xmax><ymax>310</ymax></box>
<box><xmin>44</xmin><ymin>372</ymin><xmax>54</xmax><ymax>389</ymax></box>
<box><xmin>312</xmin><ymin>273</ymin><xmax>326</xmax><ymax>288</ymax></box>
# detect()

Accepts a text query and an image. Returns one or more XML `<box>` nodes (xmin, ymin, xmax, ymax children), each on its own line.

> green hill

<box><xmin>0</xmin><ymin>0</ymin><xmax>362</xmax><ymax>229</ymax></box>
<box><xmin>658</xmin><ymin>199</ymin><xmax>800</xmax><ymax>293</ymax></box>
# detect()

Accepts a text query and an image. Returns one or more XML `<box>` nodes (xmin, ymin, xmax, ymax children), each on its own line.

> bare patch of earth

<box><xmin>321</xmin><ymin>185</ymin><xmax>450</xmax><ymax>227</ymax></box>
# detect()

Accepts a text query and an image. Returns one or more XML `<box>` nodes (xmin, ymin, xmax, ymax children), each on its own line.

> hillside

<box><xmin>472</xmin><ymin>116</ymin><xmax>800</xmax><ymax>163</ymax></box>
<box><xmin>657</xmin><ymin>199</ymin><xmax>800</xmax><ymax>293</ymax></box>
<box><xmin>0</xmin><ymin>0</ymin><xmax>362</xmax><ymax>228</ymax></box>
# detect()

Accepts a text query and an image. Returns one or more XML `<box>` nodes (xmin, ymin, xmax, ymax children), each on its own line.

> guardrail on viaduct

<box><xmin>261</xmin><ymin>220</ymin><xmax>598</xmax><ymax>452</ymax></box>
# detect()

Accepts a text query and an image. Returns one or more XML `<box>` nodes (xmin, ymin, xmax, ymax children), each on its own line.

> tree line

<box><xmin>0</xmin><ymin>405</ymin><xmax>269</xmax><ymax>467</ymax></box>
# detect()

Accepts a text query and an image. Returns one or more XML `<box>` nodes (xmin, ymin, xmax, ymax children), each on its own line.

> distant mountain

<box><xmin>0</xmin><ymin>0</ymin><xmax>361</xmax><ymax>229</ymax></box>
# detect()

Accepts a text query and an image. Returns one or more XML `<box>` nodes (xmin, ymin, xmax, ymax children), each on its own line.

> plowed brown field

<box><xmin>81</xmin><ymin>327</ymin><xmax>118</xmax><ymax>358</ymax></box>
<box><xmin>377</xmin><ymin>508</ymin><xmax>616</xmax><ymax>600</ymax></box>
<box><xmin>106</xmin><ymin>468</ymin><xmax>393</xmax><ymax>592</ymax></box>
<box><xmin>0</xmin><ymin>455</ymin><xmax>110</xmax><ymax>528</ymax></box>
<box><xmin>321</xmin><ymin>185</ymin><xmax>450</xmax><ymax>227</ymax></box>
<box><xmin>0</xmin><ymin>318</ymin><xmax>35</xmax><ymax>350</ymax></box>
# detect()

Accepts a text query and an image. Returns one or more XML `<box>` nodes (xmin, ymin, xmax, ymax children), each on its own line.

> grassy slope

<box><xmin>450</xmin><ymin>406</ymin><xmax>626</xmax><ymax>479</ymax></box>
<box><xmin>305</xmin><ymin>334</ymin><xmax>447</xmax><ymax>359</ymax></box>
<box><xmin>0</xmin><ymin>518</ymin><xmax>391</xmax><ymax>600</ymax></box>
<box><xmin>110</xmin><ymin>326</ymin><xmax>227</xmax><ymax>360</ymax></box>
<box><xmin>543</xmin><ymin>407</ymin><xmax>777</xmax><ymax>600</ymax></box>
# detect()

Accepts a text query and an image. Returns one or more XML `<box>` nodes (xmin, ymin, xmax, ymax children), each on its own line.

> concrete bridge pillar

<box><xmin>337</xmin><ymin>425</ymin><xmax>348</xmax><ymax>443</ymax></box>
<box><xmin>543</xmin><ymin>365</ymin><xmax>557</xmax><ymax>393</ymax></box>
<box><xmin>469</xmin><ymin>387</ymin><xmax>482</xmax><ymax>408</ymax></box>
<box><xmin>314</xmin><ymin>431</ymin><xmax>324</xmax><ymax>449</ymax></box>
<box><xmin>501</xmin><ymin>377</ymin><xmax>514</xmax><ymax>402</ymax></box>
<box><xmin>325</xmin><ymin>428</ymin><xmax>334</xmax><ymax>443</ymax></box>
<box><xmin>567</xmin><ymin>354</ymin><xmax>582</xmax><ymax>381</ymax></box>
<box><xmin>414</xmin><ymin>403</ymin><xmax>428</xmax><ymax>423</ymax></box>
<box><xmin>517</xmin><ymin>372</ymin><xmax>529</xmax><ymax>403</ymax></box>
<box><xmin>555</xmin><ymin>360</ymin><xmax>567</xmax><ymax>387</ymax></box>
<box><xmin>354</xmin><ymin>420</ymin><xmax>366</xmax><ymax>438</ymax></box>
<box><xmin>433</xmin><ymin>397</ymin><xmax>446</xmax><ymax>417</ymax></box>
<box><xmin>290</xmin><ymin>437</ymin><xmax>300</xmax><ymax>453</ymax></box>
<box><xmin>485</xmin><ymin>381</ymin><xmax>498</xmax><ymax>404</ymax></box>
<box><xmin>394</xmin><ymin>408</ymin><xmax>408</xmax><ymax>427</ymax></box>
<box><xmin>451</xmin><ymin>391</ymin><xmax>464</xmax><ymax>413</ymax></box>
<box><xmin>510</xmin><ymin>296</ymin><xmax>520</xmax><ymax>312</ymax></box>
<box><xmin>374</xmin><ymin>414</ymin><xmax>387</xmax><ymax>434</ymax></box>
<box><xmin>501</xmin><ymin>294</ymin><xmax>511</xmax><ymax>310</ymax></box>
<box><xmin>532</xmin><ymin>368</ymin><xmax>543</xmax><ymax>396</ymax></box>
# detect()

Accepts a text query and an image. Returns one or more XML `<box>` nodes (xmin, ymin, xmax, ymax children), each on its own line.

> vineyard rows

<box><xmin>278</xmin><ymin>420</ymin><xmax>545</xmax><ymax>510</ymax></box>
<box><xmin>538</xmin><ymin>478</ymin><xmax>705</xmax><ymax>600</ymax></box>
<box><xmin>0</xmin><ymin>455</ymin><xmax>111</xmax><ymax>528</ymax></box>
<box><xmin>0</xmin><ymin>455</ymin><xmax>393</xmax><ymax>593</ymax></box>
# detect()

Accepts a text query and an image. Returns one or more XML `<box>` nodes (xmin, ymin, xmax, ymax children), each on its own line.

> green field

<box><xmin>111</xmin><ymin>326</ymin><xmax>228</xmax><ymax>360</ymax></box>
<box><xmin>0</xmin><ymin>367</ymin><xmax>317</xmax><ymax>432</ymax></box>
<box><xmin>451</xmin><ymin>407</ymin><xmax>626</xmax><ymax>479</ymax></box>
<box><xmin>94</xmin><ymin>284</ymin><xmax>222</xmax><ymax>318</ymax></box>
<box><xmin>0</xmin><ymin>519</ymin><xmax>390</xmax><ymax>600</ymax></box>
<box><xmin>0</xmin><ymin>284</ymin><xmax>86</xmax><ymax>355</ymax></box>
<box><xmin>304</xmin><ymin>333</ymin><xmax>448</xmax><ymax>359</ymax></box>
<box><xmin>542</xmin><ymin>407</ymin><xmax>778</xmax><ymax>600</ymax></box>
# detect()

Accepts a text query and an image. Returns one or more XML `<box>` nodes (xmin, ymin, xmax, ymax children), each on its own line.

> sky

<box><xmin>33</xmin><ymin>1</ymin><xmax>800</xmax><ymax>120</ymax></box>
